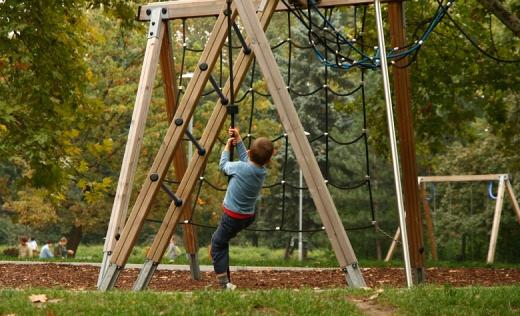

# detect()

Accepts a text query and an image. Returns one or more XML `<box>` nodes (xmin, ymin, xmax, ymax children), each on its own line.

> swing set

<box><xmin>385</xmin><ymin>174</ymin><xmax>520</xmax><ymax>264</ymax></box>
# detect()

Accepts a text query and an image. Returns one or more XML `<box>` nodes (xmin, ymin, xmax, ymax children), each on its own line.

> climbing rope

<box><xmin>280</xmin><ymin>0</ymin><xmax>456</xmax><ymax>70</ymax></box>
<box><xmin>169</xmin><ymin>5</ymin><xmax>380</xmax><ymax>234</ymax></box>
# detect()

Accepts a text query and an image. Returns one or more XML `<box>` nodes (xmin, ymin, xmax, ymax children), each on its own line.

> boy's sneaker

<box><xmin>216</xmin><ymin>273</ymin><xmax>231</xmax><ymax>290</ymax></box>
<box><xmin>225</xmin><ymin>282</ymin><xmax>237</xmax><ymax>291</ymax></box>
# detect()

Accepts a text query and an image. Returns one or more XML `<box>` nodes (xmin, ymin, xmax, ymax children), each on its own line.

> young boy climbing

<box><xmin>211</xmin><ymin>127</ymin><xmax>274</xmax><ymax>290</ymax></box>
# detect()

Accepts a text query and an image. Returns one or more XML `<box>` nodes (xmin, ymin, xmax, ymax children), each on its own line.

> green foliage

<box><xmin>0</xmin><ymin>215</ymin><xmax>31</xmax><ymax>245</ymax></box>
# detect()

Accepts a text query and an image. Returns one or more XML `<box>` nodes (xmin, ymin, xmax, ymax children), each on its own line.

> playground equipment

<box><xmin>97</xmin><ymin>0</ymin><xmax>458</xmax><ymax>291</ymax></box>
<box><xmin>385</xmin><ymin>174</ymin><xmax>520</xmax><ymax>264</ymax></box>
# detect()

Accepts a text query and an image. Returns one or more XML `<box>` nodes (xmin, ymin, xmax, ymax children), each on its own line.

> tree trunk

<box><xmin>67</xmin><ymin>225</ymin><xmax>83</xmax><ymax>257</ymax></box>
<box><xmin>476</xmin><ymin>0</ymin><xmax>520</xmax><ymax>37</ymax></box>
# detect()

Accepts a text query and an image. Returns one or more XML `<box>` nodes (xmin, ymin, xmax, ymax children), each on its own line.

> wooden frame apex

<box><xmin>137</xmin><ymin>0</ymin><xmax>398</xmax><ymax>20</ymax></box>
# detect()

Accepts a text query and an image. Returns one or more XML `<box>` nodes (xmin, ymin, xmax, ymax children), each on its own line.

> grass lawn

<box><xmin>381</xmin><ymin>285</ymin><xmax>520</xmax><ymax>316</ymax></box>
<box><xmin>0</xmin><ymin>288</ymin><xmax>362</xmax><ymax>316</ymax></box>
<box><xmin>1</xmin><ymin>286</ymin><xmax>519</xmax><ymax>315</ymax></box>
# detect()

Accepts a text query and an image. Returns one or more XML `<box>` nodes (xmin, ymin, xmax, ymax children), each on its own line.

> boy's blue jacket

<box><xmin>219</xmin><ymin>141</ymin><xmax>267</xmax><ymax>215</ymax></box>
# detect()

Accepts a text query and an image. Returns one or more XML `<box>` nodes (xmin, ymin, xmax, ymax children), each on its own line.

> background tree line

<box><xmin>0</xmin><ymin>0</ymin><xmax>519</xmax><ymax>263</ymax></box>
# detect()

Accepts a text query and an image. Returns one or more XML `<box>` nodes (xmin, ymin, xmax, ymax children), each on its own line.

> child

<box><xmin>54</xmin><ymin>237</ymin><xmax>74</xmax><ymax>258</ymax></box>
<box><xmin>28</xmin><ymin>237</ymin><xmax>38</xmax><ymax>257</ymax></box>
<box><xmin>39</xmin><ymin>240</ymin><xmax>54</xmax><ymax>259</ymax></box>
<box><xmin>18</xmin><ymin>236</ymin><xmax>32</xmax><ymax>258</ymax></box>
<box><xmin>211</xmin><ymin>127</ymin><xmax>274</xmax><ymax>290</ymax></box>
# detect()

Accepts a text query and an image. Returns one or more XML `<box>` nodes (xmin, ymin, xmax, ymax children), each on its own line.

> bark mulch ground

<box><xmin>1</xmin><ymin>263</ymin><xmax>519</xmax><ymax>291</ymax></box>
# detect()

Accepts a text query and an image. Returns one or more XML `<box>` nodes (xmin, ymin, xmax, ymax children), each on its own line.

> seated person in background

<box><xmin>54</xmin><ymin>237</ymin><xmax>74</xmax><ymax>258</ymax></box>
<box><xmin>18</xmin><ymin>236</ymin><xmax>32</xmax><ymax>258</ymax></box>
<box><xmin>39</xmin><ymin>240</ymin><xmax>54</xmax><ymax>259</ymax></box>
<box><xmin>28</xmin><ymin>237</ymin><xmax>38</xmax><ymax>257</ymax></box>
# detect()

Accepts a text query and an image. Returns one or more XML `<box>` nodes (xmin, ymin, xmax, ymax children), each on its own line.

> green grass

<box><xmin>2</xmin><ymin>286</ymin><xmax>520</xmax><ymax>315</ymax></box>
<box><xmin>380</xmin><ymin>285</ymin><xmax>520</xmax><ymax>316</ymax></box>
<box><xmin>0</xmin><ymin>288</ymin><xmax>362</xmax><ymax>316</ymax></box>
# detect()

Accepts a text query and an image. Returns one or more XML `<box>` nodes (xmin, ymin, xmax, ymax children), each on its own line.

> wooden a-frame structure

<box><xmin>385</xmin><ymin>174</ymin><xmax>520</xmax><ymax>264</ymax></box>
<box><xmin>98</xmin><ymin>0</ymin><xmax>423</xmax><ymax>291</ymax></box>
<box><xmin>99</xmin><ymin>0</ymin><xmax>371</xmax><ymax>291</ymax></box>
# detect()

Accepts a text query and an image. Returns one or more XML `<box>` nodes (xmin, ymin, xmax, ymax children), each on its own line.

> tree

<box><xmin>476</xmin><ymin>0</ymin><xmax>520</xmax><ymax>37</ymax></box>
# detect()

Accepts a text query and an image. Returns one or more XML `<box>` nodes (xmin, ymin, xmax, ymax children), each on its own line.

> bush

<box><xmin>3</xmin><ymin>247</ymin><xmax>18</xmax><ymax>257</ymax></box>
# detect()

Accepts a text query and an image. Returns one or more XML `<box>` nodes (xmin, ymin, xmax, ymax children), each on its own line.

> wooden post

<box><xmin>487</xmin><ymin>175</ymin><xmax>506</xmax><ymax>264</ymax></box>
<box><xmin>97</xmin><ymin>9</ymin><xmax>167</xmax><ymax>288</ymax></box>
<box><xmin>420</xmin><ymin>183</ymin><xmax>437</xmax><ymax>261</ymax></box>
<box><xmin>384</xmin><ymin>227</ymin><xmax>400</xmax><ymax>262</ymax></box>
<box><xmin>505</xmin><ymin>180</ymin><xmax>520</xmax><ymax>224</ymax></box>
<box><xmin>159</xmin><ymin>23</ymin><xmax>201</xmax><ymax>280</ymax></box>
<box><xmin>388</xmin><ymin>1</ymin><xmax>425</xmax><ymax>283</ymax></box>
<box><xmin>235</xmin><ymin>0</ymin><xmax>365</xmax><ymax>286</ymax></box>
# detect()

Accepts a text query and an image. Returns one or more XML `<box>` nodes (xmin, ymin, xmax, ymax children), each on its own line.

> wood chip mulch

<box><xmin>1</xmin><ymin>264</ymin><xmax>519</xmax><ymax>291</ymax></box>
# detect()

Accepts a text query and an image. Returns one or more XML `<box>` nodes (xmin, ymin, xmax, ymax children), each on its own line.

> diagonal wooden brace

<box><xmin>140</xmin><ymin>0</ymin><xmax>280</xmax><ymax>274</ymax></box>
<box><xmin>487</xmin><ymin>175</ymin><xmax>506</xmax><ymax>264</ymax></box>
<box><xmin>159</xmin><ymin>22</ymin><xmax>201</xmax><ymax>280</ymax></box>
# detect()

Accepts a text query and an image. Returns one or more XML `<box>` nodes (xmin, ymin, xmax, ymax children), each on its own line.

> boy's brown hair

<box><xmin>249</xmin><ymin>137</ymin><xmax>274</xmax><ymax>166</ymax></box>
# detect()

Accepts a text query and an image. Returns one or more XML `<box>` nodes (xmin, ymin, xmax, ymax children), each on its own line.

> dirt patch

<box><xmin>348</xmin><ymin>297</ymin><xmax>395</xmax><ymax>316</ymax></box>
<box><xmin>347</xmin><ymin>289</ymin><xmax>396</xmax><ymax>316</ymax></box>
<box><xmin>0</xmin><ymin>264</ymin><xmax>519</xmax><ymax>291</ymax></box>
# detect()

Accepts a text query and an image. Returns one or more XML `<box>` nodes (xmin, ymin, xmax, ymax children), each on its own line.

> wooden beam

<box><xmin>160</xmin><ymin>24</ymin><xmax>178</xmax><ymax>122</ymax></box>
<box><xmin>384</xmin><ymin>227</ymin><xmax>400</xmax><ymax>262</ymax></box>
<box><xmin>137</xmin><ymin>0</ymin><xmax>397</xmax><ymax>20</ymax></box>
<box><xmin>98</xmin><ymin>21</ymin><xmax>166</xmax><ymax>287</ymax></box>
<box><xmin>420</xmin><ymin>183</ymin><xmax>437</xmax><ymax>261</ymax></box>
<box><xmin>101</xmin><ymin>16</ymin><xmax>166</xmax><ymax>262</ymax></box>
<box><xmin>487</xmin><ymin>175</ymin><xmax>506</xmax><ymax>264</ymax></box>
<box><xmin>419</xmin><ymin>174</ymin><xmax>509</xmax><ymax>183</ymax></box>
<box><xmin>388</xmin><ymin>1</ymin><xmax>424</xmax><ymax>283</ymax></box>
<box><xmin>235</xmin><ymin>0</ymin><xmax>365</xmax><ymax>287</ymax></box>
<box><xmin>159</xmin><ymin>23</ymin><xmax>200</xmax><ymax>279</ymax></box>
<box><xmin>505</xmin><ymin>180</ymin><xmax>520</xmax><ymax>224</ymax></box>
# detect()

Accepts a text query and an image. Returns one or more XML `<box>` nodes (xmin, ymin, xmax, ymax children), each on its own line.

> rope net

<box><xmin>148</xmin><ymin>1</ymin><xmax>458</xmax><ymax>238</ymax></box>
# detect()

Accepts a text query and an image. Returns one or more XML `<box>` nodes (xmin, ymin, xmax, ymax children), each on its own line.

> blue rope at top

<box><xmin>282</xmin><ymin>0</ymin><xmax>455</xmax><ymax>70</ymax></box>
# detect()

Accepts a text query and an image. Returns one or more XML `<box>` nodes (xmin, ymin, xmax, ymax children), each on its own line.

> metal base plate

<box><xmin>189</xmin><ymin>253</ymin><xmax>202</xmax><ymax>280</ymax></box>
<box><xmin>97</xmin><ymin>251</ymin><xmax>110</xmax><ymax>288</ymax></box>
<box><xmin>98</xmin><ymin>263</ymin><xmax>122</xmax><ymax>291</ymax></box>
<box><xmin>344</xmin><ymin>263</ymin><xmax>367</xmax><ymax>288</ymax></box>
<box><xmin>133</xmin><ymin>259</ymin><xmax>159</xmax><ymax>291</ymax></box>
